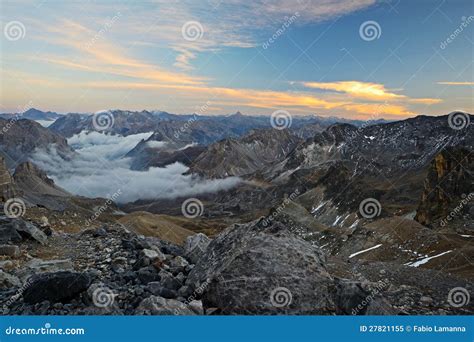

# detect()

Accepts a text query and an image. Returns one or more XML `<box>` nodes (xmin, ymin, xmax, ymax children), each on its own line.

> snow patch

<box><xmin>349</xmin><ymin>244</ymin><xmax>382</xmax><ymax>258</ymax></box>
<box><xmin>405</xmin><ymin>250</ymin><xmax>452</xmax><ymax>267</ymax></box>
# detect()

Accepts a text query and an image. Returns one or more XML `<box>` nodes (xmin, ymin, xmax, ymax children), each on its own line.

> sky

<box><xmin>0</xmin><ymin>0</ymin><xmax>473</xmax><ymax>119</ymax></box>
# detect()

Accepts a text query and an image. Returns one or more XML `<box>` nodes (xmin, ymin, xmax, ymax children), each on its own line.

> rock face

<box><xmin>187</xmin><ymin>219</ymin><xmax>336</xmax><ymax>314</ymax></box>
<box><xmin>0</xmin><ymin>156</ymin><xmax>15</xmax><ymax>202</ymax></box>
<box><xmin>22</xmin><ymin>271</ymin><xmax>92</xmax><ymax>304</ymax></box>
<box><xmin>190</xmin><ymin>129</ymin><xmax>302</xmax><ymax>178</ymax></box>
<box><xmin>0</xmin><ymin>118</ymin><xmax>73</xmax><ymax>169</ymax></box>
<box><xmin>0</xmin><ymin>217</ymin><xmax>47</xmax><ymax>245</ymax></box>
<box><xmin>415</xmin><ymin>147</ymin><xmax>473</xmax><ymax>227</ymax></box>
<box><xmin>184</xmin><ymin>233</ymin><xmax>211</xmax><ymax>264</ymax></box>
<box><xmin>13</xmin><ymin>219</ymin><xmax>48</xmax><ymax>245</ymax></box>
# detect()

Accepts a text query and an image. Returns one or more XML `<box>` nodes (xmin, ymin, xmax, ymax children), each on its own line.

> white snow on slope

<box><xmin>405</xmin><ymin>250</ymin><xmax>452</xmax><ymax>268</ymax></box>
<box><xmin>349</xmin><ymin>244</ymin><xmax>382</xmax><ymax>258</ymax></box>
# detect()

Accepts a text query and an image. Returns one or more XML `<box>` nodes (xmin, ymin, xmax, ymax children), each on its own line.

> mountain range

<box><xmin>0</xmin><ymin>109</ymin><xmax>472</xmax><ymax>315</ymax></box>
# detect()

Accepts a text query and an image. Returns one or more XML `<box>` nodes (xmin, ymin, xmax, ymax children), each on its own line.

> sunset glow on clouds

<box><xmin>1</xmin><ymin>0</ymin><xmax>472</xmax><ymax>118</ymax></box>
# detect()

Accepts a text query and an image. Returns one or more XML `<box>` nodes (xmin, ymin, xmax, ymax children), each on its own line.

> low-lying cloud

<box><xmin>31</xmin><ymin>131</ymin><xmax>241</xmax><ymax>203</ymax></box>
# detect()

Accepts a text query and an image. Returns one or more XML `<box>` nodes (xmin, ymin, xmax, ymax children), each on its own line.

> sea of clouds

<box><xmin>31</xmin><ymin>131</ymin><xmax>241</xmax><ymax>203</ymax></box>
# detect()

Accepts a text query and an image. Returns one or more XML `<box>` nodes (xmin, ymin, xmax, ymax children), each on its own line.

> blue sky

<box><xmin>1</xmin><ymin>0</ymin><xmax>473</xmax><ymax>119</ymax></box>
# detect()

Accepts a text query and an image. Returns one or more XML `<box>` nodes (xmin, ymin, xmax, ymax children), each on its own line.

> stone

<box><xmin>22</xmin><ymin>271</ymin><xmax>91</xmax><ymax>304</ymax></box>
<box><xmin>137</xmin><ymin>266</ymin><xmax>161</xmax><ymax>284</ymax></box>
<box><xmin>188</xmin><ymin>300</ymin><xmax>204</xmax><ymax>315</ymax></box>
<box><xmin>39</xmin><ymin>216</ymin><xmax>50</xmax><ymax>228</ymax></box>
<box><xmin>187</xmin><ymin>220</ymin><xmax>335</xmax><ymax>314</ymax></box>
<box><xmin>0</xmin><ymin>260</ymin><xmax>15</xmax><ymax>271</ymax></box>
<box><xmin>0</xmin><ymin>244</ymin><xmax>20</xmax><ymax>258</ymax></box>
<box><xmin>25</xmin><ymin>258</ymin><xmax>73</xmax><ymax>274</ymax></box>
<box><xmin>146</xmin><ymin>282</ymin><xmax>177</xmax><ymax>299</ymax></box>
<box><xmin>0</xmin><ymin>217</ymin><xmax>23</xmax><ymax>244</ymax></box>
<box><xmin>420</xmin><ymin>296</ymin><xmax>433</xmax><ymax>305</ymax></box>
<box><xmin>170</xmin><ymin>256</ymin><xmax>189</xmax><ymax>269</ymax></box>
<box><xmin>178</xmin><ymin>285</ymin><xmax>194</xmax><ymax>298</ymax></box>
<box><xmin>184</xmin><ymin>233</ymin><xmax>211</xmax><ymax>264</ymax></box>
<box><xmin>0</xmin><ymin>270</ymin><xmax>21</xmax><ymax>289</ymax></box>
<box><xmin>111</xmin><ymin>257</ymin><xmax>128</xmax><ymax>274</ymax></box>
<box><xmin>135</xmin><ymin>296</ymin><xmax>194</xmax><ymax>315</ymax></box>
<box><xmin>93</xmin><ymin>227</ymin><xmax>107</xmax><ymax>237</ymax></box>
<box><xmin>13</xmin><ymin>219</ymin><xmax>47</xmax><ymax>244</ymax></box>
<box><xmin>159</xmin><ymin>270</ymin><xmax>182</xmax><ymax>291</ymax></box>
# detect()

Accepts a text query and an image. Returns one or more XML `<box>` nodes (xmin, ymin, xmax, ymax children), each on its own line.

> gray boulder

<box><xmin>12</xmin><ymin>219</ymin><xmax>47</xmax><ymax>244</ymax></box>
<box><xmin>187</xmin><ymin>220</ymin><xmax>335</xmax><ymax>314</ymax></box>
<box><xmin>0</xmin><ymin>244</ymin><xmax>20</xmax><ymax>258</ymax></box>
<box><xmin>23</xmin><ymin>271</ymin><xmax>91</xmax><ymax>304</ymax></box>
<box><xmin>0</xmin><ymin>217</ymin><xmax>22</xmax><ymax>243</ymax></box>
<box><xmin>135</xmin><ymin>295</ymin><xmax>195</xmax><ymax>315</ymax></box>
<box><xmin>0</xmin><ymin>270</ymin><xmax>21</xmax><ymax>289</ymax></box>
<box><xmin>184</xmin><ymin>233</ymin><xmax>210</xmax><ymax>264</ymax></box>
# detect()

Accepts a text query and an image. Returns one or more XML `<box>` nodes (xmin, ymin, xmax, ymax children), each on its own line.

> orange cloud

<box><xmin>301</xmin><ymin>81</ymin><xmax>405</xmax><ymax>101</ymax></box>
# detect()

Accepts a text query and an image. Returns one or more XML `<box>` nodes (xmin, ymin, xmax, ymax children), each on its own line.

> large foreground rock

<box><xmin>187</xmin><ymin>220</ymin><xmax>336</xmax><ymax>314</ymax></box>
<box><xmin>13</xmin><ymin>219</ymin><xmax>48</xmax><ymax>244</ymax></box>
<box><xmin>23</xmin><ymin>271</ymin><xmax>91</xmax><ymax>304</ymax></box>
<box><xmin>184</xmin><ymin>233</ymin><xmax>211</xmax><ymax>264</ymax></box>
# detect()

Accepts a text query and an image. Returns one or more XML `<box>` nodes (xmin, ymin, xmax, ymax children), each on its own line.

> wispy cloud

<box><xmin>437</xmin><ymin>82</ymin><xmax>474</xmax><ymax>86</ymax></box>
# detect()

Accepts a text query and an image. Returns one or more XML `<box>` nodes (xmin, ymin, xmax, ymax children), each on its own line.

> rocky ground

<box><xmin>0</xmin><ymin>214</ymin><xmax>472</xmax><ymax>315</ymax></box>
